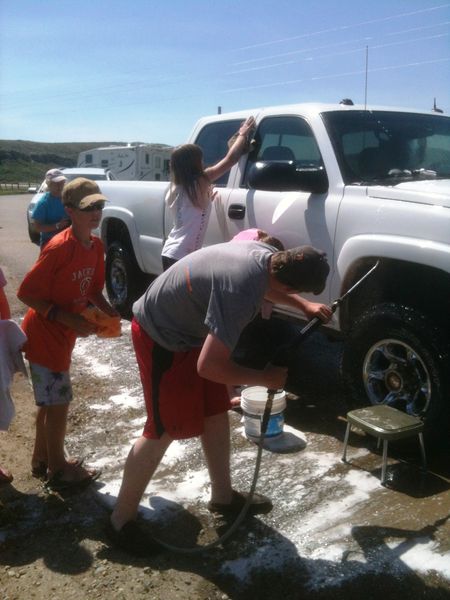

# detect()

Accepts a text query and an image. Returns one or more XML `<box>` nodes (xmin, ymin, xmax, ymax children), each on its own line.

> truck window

<box><xmin>243</xmin><ymin>116</ymin><xmax>323</xmax><ymax>188</ymax></box>
<box><xmin>195</xmin><ymin>119</ymin><xmax>242</xmax><ymax>186</ymax></box>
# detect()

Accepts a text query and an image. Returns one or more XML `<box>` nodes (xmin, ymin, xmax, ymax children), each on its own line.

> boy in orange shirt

<box><xmin>18</xmin><ymin>178</ymin><xmax>119</xmax><ymax>491</ymax></box>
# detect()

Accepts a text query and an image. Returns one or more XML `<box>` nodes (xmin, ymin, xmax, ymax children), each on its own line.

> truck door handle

<box><xmin>228</xmin><ymin>204</ymin><xmax>246</xmax><ymax>220</ymax></box>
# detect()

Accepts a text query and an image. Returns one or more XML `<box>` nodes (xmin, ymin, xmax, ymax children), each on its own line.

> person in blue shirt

<box><xmin>32</xmin><ymin>169</ymin><xmax>71</xmax><ymax>248</ymax></box>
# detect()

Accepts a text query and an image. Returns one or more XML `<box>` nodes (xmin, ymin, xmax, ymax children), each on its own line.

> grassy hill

<box><xmin>0</xmin><ymin>140</ymin><xmax>127</xmax><ymax>183</ymax></box>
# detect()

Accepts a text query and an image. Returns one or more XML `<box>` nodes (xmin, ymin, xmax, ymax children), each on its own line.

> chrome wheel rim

<box><xmin>362</xmin><ymin>338</ymin><xmax>431</xmax><ymax>416</ymax></box>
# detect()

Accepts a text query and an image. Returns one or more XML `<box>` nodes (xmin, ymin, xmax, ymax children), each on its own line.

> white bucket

<box><xmin>241</xmin><ymin>386</ymin><xmax>286</xmax><ymax>439</ymax></box>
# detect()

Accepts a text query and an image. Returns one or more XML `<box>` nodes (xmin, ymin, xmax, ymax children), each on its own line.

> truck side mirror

<box><xmin>247</xmin><ymin>161</ymin><xmax>329</xmax><ymax>194</ymax></box>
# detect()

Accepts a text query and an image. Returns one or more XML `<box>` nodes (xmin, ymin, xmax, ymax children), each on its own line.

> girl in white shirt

<box><xmin>161</xmin><ymin>116</ymin><xmax>255</xmax><ymax>271</ymax></box>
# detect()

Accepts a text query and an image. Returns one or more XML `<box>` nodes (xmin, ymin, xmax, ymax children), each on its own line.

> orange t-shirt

<box><xmin>18</xmin><ymin>228</ymin><xmax>105</xmax><ymax>371</ymax></box>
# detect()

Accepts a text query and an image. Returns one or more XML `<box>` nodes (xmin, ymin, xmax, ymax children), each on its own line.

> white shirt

<box><xmin>0</xmin><ymin>320</ymin><xmax>28</xmax><ymax>430</ymax></box>
<box><xmin>161</xmin><ymin>185</ymin><xmax>212</xmax><ymax>260</ymax></box>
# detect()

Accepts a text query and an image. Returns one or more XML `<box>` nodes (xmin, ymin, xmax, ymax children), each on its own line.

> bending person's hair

<box><xmin>271</xmin><ymin>246</ymin><xmax>329</xmax><ymax>294</ymax></box>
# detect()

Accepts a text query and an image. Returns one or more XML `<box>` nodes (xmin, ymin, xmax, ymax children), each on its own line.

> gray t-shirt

<box><xmin>133</xmin><ymin>241</ymin><xmax>273</xmax><ymax>352</ymax></box>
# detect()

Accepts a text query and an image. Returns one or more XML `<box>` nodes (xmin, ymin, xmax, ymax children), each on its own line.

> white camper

<box><xmin>77</xmin><ymin>143</ymin><xmax>172</xmax><ymax>181</ymax></box>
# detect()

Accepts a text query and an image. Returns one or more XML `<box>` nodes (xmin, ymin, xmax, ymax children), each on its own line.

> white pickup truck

<box><xmin>97</xmin><ymin>101</ymin><xmax>450</xmax><ymax>443</ymax></box>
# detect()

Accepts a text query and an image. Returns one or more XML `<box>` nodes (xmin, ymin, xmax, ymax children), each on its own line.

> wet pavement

<box><xmin>2</xmin><ymin>193</ymin><xmax>449</xmax><ymax>597</ymax></box>
<box><xmin>67</xmin><ymin>320</ymin><xmax>450</xmax><ymax>597</ymax></box>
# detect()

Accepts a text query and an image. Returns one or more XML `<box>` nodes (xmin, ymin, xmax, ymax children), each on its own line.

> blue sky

<box><xmin>1</xmin><ymin>0</ymin><xmax>449</xmax><ymax>146</ymax></box>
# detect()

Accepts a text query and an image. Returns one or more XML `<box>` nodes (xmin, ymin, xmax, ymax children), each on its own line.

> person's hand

<box><xmin>238</xmin><ymin>116</ymin><xmax>256</xmax><ymax>137</ymax></box>
<box><xmin>60</xmin><ymin>312</ymin><xmax>98</xmax><ymax>337</ymax></box>
<box><xmin>302</xmin><ymin>301</ymin><xmax>333</xmax><ymax>323</ymax></box>
<box><xmin>226</xmin><ymin>117</ymin><xmax>256</xmax><ymax>154</ymax></box>
<box><xmin>262</xmin><ymin>364</ymin><xmax>288</xmax><ymax>390</ymax></box>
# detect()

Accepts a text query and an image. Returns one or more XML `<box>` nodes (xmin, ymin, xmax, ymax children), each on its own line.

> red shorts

<box><xmin>132</xmin><ymin>319</ymin><xmax>230</xmax><ymax>440</ymax></box>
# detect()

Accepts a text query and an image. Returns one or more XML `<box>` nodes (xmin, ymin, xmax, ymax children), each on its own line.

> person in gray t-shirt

<box><xmin>107</xmin><ymin>241</ymin><xmax>330</xmax><ymax>556</ymax></box>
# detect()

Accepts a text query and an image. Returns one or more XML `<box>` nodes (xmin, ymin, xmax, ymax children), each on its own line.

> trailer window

<box><xmin>163</xmin><ymin>159</ymin><xmax>170</xmax><ymax>176</ymax></box>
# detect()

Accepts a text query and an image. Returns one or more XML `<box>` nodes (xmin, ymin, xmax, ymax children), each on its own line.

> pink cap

<box><xmin>232</xmin><ymin>228</ymin><xmax>261</xmax><ymax>241</ymax></box>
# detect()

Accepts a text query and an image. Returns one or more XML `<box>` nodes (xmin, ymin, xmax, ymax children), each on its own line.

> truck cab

<box><xmin>98</xmin><ymin>101</ymin><xmax>450</xmax><ymax>445</ymax></box>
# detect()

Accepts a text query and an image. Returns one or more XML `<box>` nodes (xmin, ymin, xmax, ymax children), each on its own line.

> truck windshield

<box><xmin>322</xmin><ymin>110</ymin><xmax>450</xmax><ymax>184</ymax></box>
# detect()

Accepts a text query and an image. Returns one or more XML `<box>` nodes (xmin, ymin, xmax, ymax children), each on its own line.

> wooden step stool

<box><xmin>342</xmin><ymin>405</ymin><xmax>427</xmax><ymax>485</ymax></box>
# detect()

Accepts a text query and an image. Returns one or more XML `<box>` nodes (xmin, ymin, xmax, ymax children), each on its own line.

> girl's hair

<box><xmin>170</xmin><ymin>144</ymin><xmax>206</xmax><ymax>207</ymax></box>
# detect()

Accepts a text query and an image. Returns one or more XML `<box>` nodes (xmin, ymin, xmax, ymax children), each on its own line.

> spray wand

<box><xmin>263</xmin><ymin>260</ymin><xmax>380</xmax><ymax>436</ymax></box>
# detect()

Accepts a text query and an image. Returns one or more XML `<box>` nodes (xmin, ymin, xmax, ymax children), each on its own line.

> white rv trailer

<box><xmin>77</xmin><ymin>143</ymin><xmax>172</xmax><ymax>181</ymax></box>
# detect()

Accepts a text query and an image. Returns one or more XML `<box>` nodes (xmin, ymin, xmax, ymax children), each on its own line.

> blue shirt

<box><xmin>31</xmin><ymin>192</ymin><xmax>68</xmax><ymax>247</ymax></box>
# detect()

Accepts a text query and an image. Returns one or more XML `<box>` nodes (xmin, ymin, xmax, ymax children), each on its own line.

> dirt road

<box><xmin>1</xmin><ymin>194</ymin><xmax>450</xmax><ymax>600</ymax></box>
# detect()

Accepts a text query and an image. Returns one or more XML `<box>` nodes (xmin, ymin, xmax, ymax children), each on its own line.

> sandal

<box><xmin>31</xmin><ymin>461</ymin><xmax>47</xmax><ymax>479</ymax></box>
<box><xmin>32</xmin><ymin>457</ymin><xmax>84</xmax><ymax>480</ymax></box>
<box><xmin>0</xmin><ymin>466</ymin><xmax>13</xmax><ymax>485</ymax></box>
<box><xmin>207</xmin><ymin>490</ymin><xmax>273</xmax><ymax>517</ymax></box>
<box><xmin>45</xmin><ymin>468</ymin><xmax>100</xmax><ymax>492</ymax></box>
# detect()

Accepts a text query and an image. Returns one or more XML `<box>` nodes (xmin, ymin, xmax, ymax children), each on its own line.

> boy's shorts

<box><xmin>29</xmin><ymin>362</ymin><xmax>73</xmax><ymax>407</ymax></box>
<box><xmin>131</xmin><ymin>319</ymin><xmax>230</xmax><ymax>440</ymax></box>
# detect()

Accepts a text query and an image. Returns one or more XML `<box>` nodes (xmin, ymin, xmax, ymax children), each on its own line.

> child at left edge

<box><xmin>0</xmin><ymin>267</ymin><xmax>14</xmax><ymax>484</ymax></box>
<box><xmin>17</xmin><ymin>178</ymin><xmax>119</xmax><ymax>491</ymax></box>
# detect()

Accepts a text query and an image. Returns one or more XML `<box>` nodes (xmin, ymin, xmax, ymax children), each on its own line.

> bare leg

<box><xmin>45</xmin><ymin>404</ymin><xmax>70</xmax><ymax>476</ymax></box>
<box><xmin>111</xmin><ymin>433</ymin><xmax>172</xmax><ymax>530</ymax></box>
<box><xmin>201</xmin><ymin>411</ymin><xmax>232</xmax><ymax>504</ymax></box>
<box><xmin>32</xmin><ymin>406</ymin><xmax>48</xmax><ymax>468</ymax></box>
<box><xmin>32</xmin><ymin>406</ymin><xmax>87</xmax><ymax>479</ymax></box>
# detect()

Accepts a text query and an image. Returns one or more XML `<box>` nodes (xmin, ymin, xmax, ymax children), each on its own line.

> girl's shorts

<box><xmin>132</xmin><ymin>319</ymin><xmax>230</xmax><ymax>440</ymax></box>
<box><xmin>29</xmin><ymin>362</ymin><xmax>73</xmax><ymax>407</ymax></box>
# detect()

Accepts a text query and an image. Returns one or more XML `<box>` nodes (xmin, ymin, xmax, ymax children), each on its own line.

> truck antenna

<box><xmin>364</xmin><ymin>45</ymin><xmax>369</xmax><ymax>110</ymax></box>
<box><xmin>433</xmin><ymin>98</ymin><xmax>444</xmax><ymax>113</ymax></box>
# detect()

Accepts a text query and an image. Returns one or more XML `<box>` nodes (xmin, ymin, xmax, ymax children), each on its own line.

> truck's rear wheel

<box><xmin>27</xmin><ymin>214</ymin><xmax>40</xmax><ymax>245</ymax></box>
<box><xmin>341</xmin><ymin>303</ymin><xmax>450</xmax><ymax>447</ymax></box>
<box><xmin>105</xmin><ymin>242</ymin><xmax>150</xmax><ymax>320</ymax></box>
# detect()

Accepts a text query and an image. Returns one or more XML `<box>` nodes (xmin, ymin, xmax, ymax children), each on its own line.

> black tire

<box><xmin>341</xmin><ymin>303</ymin><xmax>450</xmax><ymax>446</ymax></box>
<box><xmin>105</xmin><ymin>241</ymin><xmax>152</xmax><ymax>320</ymax></box>
<box><xmin>28</xmin><ymin>225</ymin><xmax>40</xmax><ymax>245</ymax></box>
<box><xmin>27</xmin><ymin>214</ymin><xmax>40</xmax><ymax>245</ymax></box>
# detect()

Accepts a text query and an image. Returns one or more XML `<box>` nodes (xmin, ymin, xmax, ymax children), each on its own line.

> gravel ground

<box><xmin>1</xmin><ymin>322</ymin><xmax>449</xmax><ymax>600</ymax></box>
<box><xmin>1</xmin><ymin>194</ymin><xmax>449</xmax><ymax>598</ymax></box>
